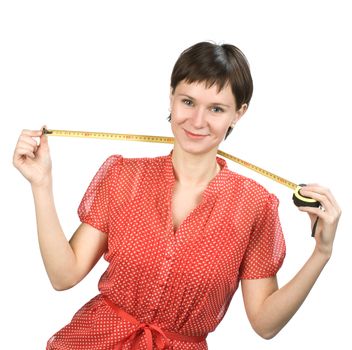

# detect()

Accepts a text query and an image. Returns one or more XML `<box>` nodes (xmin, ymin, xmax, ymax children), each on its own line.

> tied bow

<box><xmin>103</xmin><ymin>296</ymin><xmax>171</xmax><ymax>350</ymax></box>
<box><xmin>115</xmin><ymin>322</ymin><xmax>171</xmax><ymax>350</ymax></box>
<box><xmin>103</xmin><ymin>295</ymin><xmax>206</xmax><ymax>349</ymax></box>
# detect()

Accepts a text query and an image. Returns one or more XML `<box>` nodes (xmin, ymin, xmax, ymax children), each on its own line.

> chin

<box><xmin>177</xmin><ymin>139</ymin><xmax>220</xmax><ymax>156</ymax></box>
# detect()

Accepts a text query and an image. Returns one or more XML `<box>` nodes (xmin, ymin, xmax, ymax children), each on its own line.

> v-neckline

<box><xmin>169</xmin><ymin>168</ymin><xmax>222</xmax><ymax>236</ymax></box>
<box><xmin>162</xmin><ymin>151</ymin><xmax>229</xmax><ymax>236</ymax></box>
<box><xmin>171</xmin><ymin>186</ymin><xmax>205</xmax><ymax>235</ymax></box>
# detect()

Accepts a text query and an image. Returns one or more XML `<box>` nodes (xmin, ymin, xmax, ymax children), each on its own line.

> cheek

<box><xmin>171</xmin><ymin>104</ymin><xmax>189</xmax><ymax>124</ymax></box>
<box><xmin>212</xmin><ymin>118</ymin><xmax>232</xmax><ymax>134</ymax></box>
<box><xmin>170</xmin><ymin>107</ymin><xmax>184</xmax><ymax>132</ymax></box>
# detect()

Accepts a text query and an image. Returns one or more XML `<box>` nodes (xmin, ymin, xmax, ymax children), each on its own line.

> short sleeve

<box><xmin>78</xmin><ymin>155</ymin><xmax>123</xmax><ymax>234</ymax></box>
<box><xmin>239</xmin><ymin>193</ymin><xmax>286</xmax><ymax>279</ymax></box>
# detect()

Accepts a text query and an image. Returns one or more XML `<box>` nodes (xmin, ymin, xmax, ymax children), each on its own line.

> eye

<box><xmin>182</xmin><ymin>99</ymin><xmax>193</xmax><ymax>106</ymax></box>
<box><xmin>211</xmin><ymin>106</ymin><xmax>224</xmax><ymax>113</ymax></box>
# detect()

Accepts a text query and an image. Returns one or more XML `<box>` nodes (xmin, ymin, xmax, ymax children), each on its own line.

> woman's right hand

<box><xmin>13</xmin><ymin>127</ymin><xmax>52</xmax><ymax>187</ymax></box>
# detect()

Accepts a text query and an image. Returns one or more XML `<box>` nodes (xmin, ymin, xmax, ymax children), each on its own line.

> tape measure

<box><xmin>42</xmin><ymin>128</ymin><xmax>319</xmax><ymax>209</ymax></box>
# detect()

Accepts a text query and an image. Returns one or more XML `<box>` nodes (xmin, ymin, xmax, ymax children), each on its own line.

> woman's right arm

<box><xmin>13</xmin><ymin>128</ymin><xmax>107</xmax><ymax>291</ymax></box>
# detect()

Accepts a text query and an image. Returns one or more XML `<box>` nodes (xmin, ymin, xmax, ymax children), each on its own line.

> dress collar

<box><xmin>163</xmin><ymin>150</ymin><xmax>230</xmax><ymax>201</ymax></box>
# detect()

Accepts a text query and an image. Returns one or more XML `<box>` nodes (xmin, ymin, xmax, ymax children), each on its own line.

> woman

<box><xmin>13</xmin><ymin>41</ymin><xmax>341</xmax><ymax>350</ymax></box>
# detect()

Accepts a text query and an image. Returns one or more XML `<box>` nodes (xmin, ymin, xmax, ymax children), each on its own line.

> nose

<box><xmin>191</xmin><ymin>106</ymin><xmax>207</xmax><ymax>129</ymax></box>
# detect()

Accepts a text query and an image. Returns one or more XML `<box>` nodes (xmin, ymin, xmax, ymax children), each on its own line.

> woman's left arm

<box><xmin>241</xmin><ymin>184</ymin><xmax>341</xmax><ymax>339</ymax></box>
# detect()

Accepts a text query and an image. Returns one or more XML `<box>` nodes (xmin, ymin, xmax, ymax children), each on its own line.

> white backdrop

<box><xmin>1</xmin><ymin>1</ymin><xmax>351</xmax><ymax>349</ymax></box>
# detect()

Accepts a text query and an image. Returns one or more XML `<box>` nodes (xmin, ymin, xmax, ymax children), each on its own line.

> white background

<box><xmin>1</xmin><ymin>0</ymin><xmax>351</xmax><ymax>349</ymax></box>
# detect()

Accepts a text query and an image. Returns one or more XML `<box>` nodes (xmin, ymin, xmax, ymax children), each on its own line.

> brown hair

<box><xmin>169</xmin><ymin>41</ymin><xmax>253</xmax><ymax>139</ymax></box>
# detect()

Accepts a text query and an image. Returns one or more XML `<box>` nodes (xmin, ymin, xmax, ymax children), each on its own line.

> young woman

<box><xmin>13</xmin><ymin>41</ymin><xmax>341</xmax><ymax>350</ymax></box>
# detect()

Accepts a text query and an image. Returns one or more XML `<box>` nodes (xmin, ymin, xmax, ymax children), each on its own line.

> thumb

<box><xmin>39</xmin><ymin>125</ymin><xmax>50</xmax><ymax>149</ymax></box>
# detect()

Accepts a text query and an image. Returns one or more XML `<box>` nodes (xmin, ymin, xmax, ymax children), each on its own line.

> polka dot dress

<box><xmin>47</xmin><ymin>151</ymin><xmax>286</xmax><ymax>350</ymax></box>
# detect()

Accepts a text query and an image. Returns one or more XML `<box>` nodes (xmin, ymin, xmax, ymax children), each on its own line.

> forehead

<box><xmin>174</xmin><ymin>80</ymin><xmax>236</xmax><ymax>105</ymax></box>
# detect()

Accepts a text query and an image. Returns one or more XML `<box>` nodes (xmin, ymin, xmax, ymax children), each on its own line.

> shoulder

<box><xmin>102</xmin><ymin>153</ymin><xmax>168</xmax><ymax>176</ymax></box>
<box><xmin>116</xmin><ymin>154</ymin><xmax>167</xmax><ymax>170</ymax></box>
<box><xmin>225</xmin><ymin>168</ymin><xmax>279</xmax><ymax>207</ymax></box>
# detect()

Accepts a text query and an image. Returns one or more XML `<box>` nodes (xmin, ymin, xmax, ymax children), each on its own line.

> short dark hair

<box><xmin>168</xmin><ymin>41</ymin><xmax>253</xmax><ymax>139</ymax></box>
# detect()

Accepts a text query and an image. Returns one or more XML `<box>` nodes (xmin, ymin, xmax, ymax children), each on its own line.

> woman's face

<box><xmin>170</xmin><ymin>80</ymin><xmax>246</xmax><ymax>155</ymax></box>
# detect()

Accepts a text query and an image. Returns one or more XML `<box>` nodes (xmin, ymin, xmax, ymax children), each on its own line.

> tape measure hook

<box><xmin>42</xmin><ymin>127</ymin><xmax>52</xmax><ymax>135</ymax></box>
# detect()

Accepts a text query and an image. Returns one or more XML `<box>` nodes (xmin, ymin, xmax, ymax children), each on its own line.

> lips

<box><xmin>184</xmin><ymin>129</ymin><xmax>208</xmax><ymax>139</ymax></box>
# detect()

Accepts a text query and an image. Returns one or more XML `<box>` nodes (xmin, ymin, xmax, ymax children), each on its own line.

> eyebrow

<box><xmin>177</xmin><ymin>94</ymin><xmax>232</xmax><ymax>108</ymax></box>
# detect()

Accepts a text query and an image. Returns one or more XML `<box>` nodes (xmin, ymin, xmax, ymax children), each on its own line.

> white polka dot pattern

<box><xmin>47</xmin><ymin>151</ymin><xmax>286</xmax><ymax>350</ymax></box>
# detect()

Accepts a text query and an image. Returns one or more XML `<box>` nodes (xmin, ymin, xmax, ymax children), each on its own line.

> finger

<box><xmin>300</xmin><ymin>185</ymin><xmax>341</xmax><ymax>218</ymax></box>
<box><xmin>307</xmin><ymin>186</ymin><xmax>341</xmax><ymax>213</ymax></box>
<box><xmin>15</xmin><ymin>141</ymin><xmax>37</xmax><ymax>154</ymax></box>
<box><xmin>21</xmin><ymin>129</ymin><xmax>43</xmax><ymax>137</ymax></box>
<box><xmin>35</xmin><ymin>125</ymin><xmax>50</xmax><ymax>150</ymax></box>
<box><xmin>300</xmin><ymin>184</ymin><xmax>328</xmax><ymax>195</ymax></box>
<box><xmin>302</xmin><ymin>184</ymin><xmax>333</xmax><ymax>199</ymax></box>
<box><xmin>299</xmin><ymin>186</ymin><xmax>333</xmax><ymax>211</ymax></box>
<box><xmin>15</xmin><ymin>135</ymin><xmax>40</xmax><ymax>154</ymax></box>
<box><xmin>17</xmin><ymin>135</ymin><xmax>41</xmax><ymax>155</ymax></box>
<box><xmin>14</xmin><ymin>146</ymin><xmax>36</xmax><ymax>160</ymax></box>
<box><xmin>39</xmin><ymin>128</ymin><xmax>49</xmax><ymax>147</ymax></box>
<box><xmin>16</xmin><ymin>138</ymin><xmax>39</xmax><ymax>153</ymax></box>
<box><xmin>298</xmin><ymin>205</ymin><xmax>328</xmax><ymax>221</ymax></box>
<box><xmin>18</xmin><ymin>134</ymin><xmax>40</xmax><ymax>148</ymax></box>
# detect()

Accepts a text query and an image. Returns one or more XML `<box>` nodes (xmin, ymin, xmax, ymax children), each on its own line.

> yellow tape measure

<box><xmin>42</xmin><ymin>128</ymin><xmax>318</xmax><ymax>209</ymax></box>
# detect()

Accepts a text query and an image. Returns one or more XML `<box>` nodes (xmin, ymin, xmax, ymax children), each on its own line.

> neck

<box><xmin>171</xmin><ymin>142</ymin><xmax>220</xmax><ymax>186</ymax></box>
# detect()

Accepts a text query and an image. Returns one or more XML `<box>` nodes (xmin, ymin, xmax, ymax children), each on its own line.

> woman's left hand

<box><xmin>298</xmin><ymin>184</ymin><xmax>341</xmax><ymax>257</ymax></box>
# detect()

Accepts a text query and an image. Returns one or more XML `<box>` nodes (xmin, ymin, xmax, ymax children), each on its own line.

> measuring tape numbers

<box><xmin>42</xmin><ymin>128</ymin><xmax>320</xmax><ymax>213</ymax></box>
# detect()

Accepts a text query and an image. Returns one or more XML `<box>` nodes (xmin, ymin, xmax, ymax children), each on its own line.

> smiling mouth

<box><xmin>184</xmin><ymin>129</ymin><xmax>208</xmax><ymax>138</ymax></box>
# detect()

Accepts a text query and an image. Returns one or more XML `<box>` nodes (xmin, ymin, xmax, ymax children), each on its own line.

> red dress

<box><xmin>47</xmin><ymin>151</ymin><xmax>286</xmax><ymax>350</ymax></box>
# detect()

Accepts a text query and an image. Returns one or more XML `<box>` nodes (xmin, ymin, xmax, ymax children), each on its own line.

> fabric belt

<box><xmin>103</xmin><ymin>296</ymin><xmax>207</xmax><ymax>350</ymax></box>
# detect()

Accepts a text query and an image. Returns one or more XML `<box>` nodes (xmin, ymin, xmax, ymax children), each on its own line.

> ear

<box><xmin>232</xmin><ymin>103</ymin><xmax>248</xmax><ymax>125</ymax></box>
<box><xmin>169</xmin><ymin>86</ymin><xmax>175</xmax><ymax>99</ymax></box>
<box><xmin>169</xmin><ymin>87</ymin><xmax>174</xmax><ymax>110</ymax></box>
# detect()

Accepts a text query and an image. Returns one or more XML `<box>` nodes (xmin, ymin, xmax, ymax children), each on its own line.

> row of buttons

<box><xmin>151</xmin><ymin>242</ymin><xmax>175</xmax><ymax>303</ymax></box>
